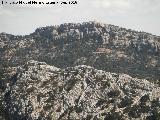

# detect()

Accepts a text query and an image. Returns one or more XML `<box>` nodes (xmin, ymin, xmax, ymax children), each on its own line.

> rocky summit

<box><xmin>0</xmin><ymin>21</ymin><xmax>160</xmax><ymax>81</ymax></box>
<box><xmin>0</xmin><ymin>21</ymin><xmax>160</xmax><ymax>120</ymax></box>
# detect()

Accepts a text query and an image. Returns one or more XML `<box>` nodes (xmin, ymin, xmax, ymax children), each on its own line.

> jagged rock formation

<box><xmin>1</xmin><ymin>60</ymin><xmax>160</xmax><ymax>120</ymax></box>
<box><xmin>0</xmin><ymin>21</ymin><xmax>160</xmax><ymax>81</ymax></box>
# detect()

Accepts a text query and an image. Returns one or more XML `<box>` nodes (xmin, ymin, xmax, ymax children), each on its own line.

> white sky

<box><xmin>0</xmin><ymin>0</ymin><xmax>160</xmax><ymax>35</ymax></box>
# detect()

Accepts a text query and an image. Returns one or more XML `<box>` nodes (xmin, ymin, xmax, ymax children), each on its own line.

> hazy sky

<box><xmin>0</xmin><ymin>0</ymin><xmax>160</xmax><ymax>35</ymax></box>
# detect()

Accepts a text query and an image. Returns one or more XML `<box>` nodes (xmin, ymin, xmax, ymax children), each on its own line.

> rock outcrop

<box><xmin>1</xmin><ymin>60</ymin><xmax>160</xmax><ymax>120</ymax></box>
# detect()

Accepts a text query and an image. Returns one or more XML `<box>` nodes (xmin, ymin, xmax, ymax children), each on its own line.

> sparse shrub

<box><xmin>119</xmin><ymin>96</ymin><xmax>133</xmax><ymax>108</ymax></box>
<box><xmin>108</xmin><ymin>90</ymin><xmax>120</xmax><ymax>98</ymax></box>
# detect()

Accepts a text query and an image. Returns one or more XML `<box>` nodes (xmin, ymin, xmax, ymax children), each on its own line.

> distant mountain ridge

<box><xmin>0</xmin><ymin>21</ymin><xmax>160</xmax><ymax>80</ymax></box>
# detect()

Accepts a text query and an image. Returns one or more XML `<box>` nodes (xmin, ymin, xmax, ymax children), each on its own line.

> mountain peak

<box><xmin>0</xmin><ymin>21</ymin><xmax>160</xmax><ymax>120</ymax></box>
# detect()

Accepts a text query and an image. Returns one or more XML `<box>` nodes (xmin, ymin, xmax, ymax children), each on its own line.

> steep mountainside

<box><xmin>0</xmin><ymin>22</ymin><xmax>160</xmax><ymax>120</ymax></box>
<box><xmin>0</xmin><ymin>21</ymin><xmax>160</xmax><ymax>81</ymax></box>
<box><xmin>1</xmin><ymin>60</ymin><xmax>160</xmax><ymax>120</ymax></box>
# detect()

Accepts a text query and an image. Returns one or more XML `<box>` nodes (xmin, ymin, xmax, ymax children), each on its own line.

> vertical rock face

<box><xmin>0</xmin><ymin>22</ymin><xmax>160</xmax><ymax>119</ymax></box>
<box><xmin>1</xmin><ymin>60</ymin><xmax>160</xmax><ymax>120</ymax></box>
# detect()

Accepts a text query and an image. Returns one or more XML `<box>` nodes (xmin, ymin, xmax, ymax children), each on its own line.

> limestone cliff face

<box><xmin>1</xmin><ymin>60</ymin><xmax>160</xmax><ymax>120</ymax></box>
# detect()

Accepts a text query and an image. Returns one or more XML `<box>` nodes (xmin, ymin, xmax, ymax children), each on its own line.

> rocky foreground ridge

<box><xmin>0</xmin><ymin>21</ymin><xmax>160</xmax><ymax>81</ymax></box>
<box><xmin>0</xmin><ymin>60</ymin><xmax>160</xmax><ymax>120</ymax></box>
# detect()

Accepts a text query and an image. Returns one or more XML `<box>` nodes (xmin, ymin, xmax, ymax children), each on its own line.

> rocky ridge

<box><xmin>0</xmin><ymin>21</ymin><xmax>160</xmax><ymax>81</ymax></box>
<box><xmin>1</xmin><ymin>60</ymin><xmax>160</xmax><ymax>120</ymax></box>
<box><xmin>0</xmin><ymin>21</ymin><xmax>160</xmax><ymax>120</ymax></box>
